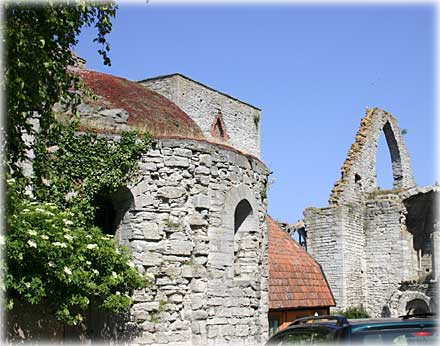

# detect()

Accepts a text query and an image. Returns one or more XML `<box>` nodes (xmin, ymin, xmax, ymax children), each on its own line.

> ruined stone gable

<box><xmin>304</xmin><ymin>108</ymin><xmax>438</xmax><ymax>317</ymax></box>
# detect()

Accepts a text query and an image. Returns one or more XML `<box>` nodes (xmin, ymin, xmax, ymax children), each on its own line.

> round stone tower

<box><xmin>77</xmin><ymin>70</ymin><xmax>270</xmax><ymax>345</ymax></box>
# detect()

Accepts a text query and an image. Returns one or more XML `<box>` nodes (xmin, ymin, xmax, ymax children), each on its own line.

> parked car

<box><xmin>266</xmin><ymin>314</ymin><xmax>438</xmax><ymax>345</ymax></box>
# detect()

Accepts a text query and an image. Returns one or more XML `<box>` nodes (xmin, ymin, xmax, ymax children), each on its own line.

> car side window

<box><xmin>270</xmin><ymin>327</ymin><xmax>335</xmax><ymax>345</ymax></box>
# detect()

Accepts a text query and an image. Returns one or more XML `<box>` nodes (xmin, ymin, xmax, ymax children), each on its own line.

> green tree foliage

<box><xmin>3</xmin><ymin>1</ymin><xmax>154</xmax><ymax>325</ymax></box>
<box><xmin>4</xmin><ymin>0</ymin><xmax>116</xmax><ymax>174</ymax></box>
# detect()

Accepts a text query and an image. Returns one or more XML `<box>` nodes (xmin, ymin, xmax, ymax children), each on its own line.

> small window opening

<box><xmin>210</xmin><ymin>112</ymin><xmax>228</xmax><ymax>141</ymax></box>
<box><xmin>93</xmin><ymin>187</ymin><xmax>134</xmax><ymax>236</ymax></box>
<box><xmin>234</xmin><ymin>200</ymin><xmax>253</xmax><ymax>233</ymax></box>
<box><xmin>215</xmin><ymin>119</ymin><xmax>225</xmax><ymax>138</ymax></box>
<box><xmin>355</xmin><ymin>173</ymin><xmax>361</xmax><ymax>183</ymax></box>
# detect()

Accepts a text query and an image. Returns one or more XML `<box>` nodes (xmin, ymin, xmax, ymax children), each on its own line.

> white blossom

<box><xmin>87</xmin><ymin>243</ymin><xmax>98</xmax><ymax>250</ymax></box>
<box><xmin>41</xmin><ymin>234</ymin><xmax>49</xmax><ymax>240</ymax></box>
<box><xmin>86</xmin><ymin>261</ymin><xmax>91</xmax><ymax>266</ymax></box>
<box><xmin>48</xmin><ymin>261</ymin><xmax>55</xmax><ymax>267</ymax></box>
<box><xmin>86</xmin><ymin>235</ymin><xmax>92</xmax><ymax>239</ymax></box>
<box><xmin>47</xmin><ymin>145</ymin><xmax>59</xmax><ymax>153</ymax></box>
<box><xmin>128</xmin><ymin>261</ymin><xmax>135</xmax><ymax>268</ymax></box>
<box><xmin>28</xmin><ymin>230</ymin><xmax>37</xmax><ymax>236</ymax></box>
<box><xmin>64</xmin><ymin>191</ymin><xmax>78</xmax><ymax>202</ymax></box>
<box><xmin>27</xmin><ymin>240</ymin><xmax>37</xmax><ymax>248</ymax></box>
<box><xmin>115</xmin><ymin>291</ymin><xmax>121</xmax><ymax>295</ymax></box>
<box><xmin>64</xmin><ymin>234</ymin><xmax>74</xmax><ymax>241</ymax></box>
<box><xmin>25</xmin><ymin>282</ymin><xmax>31</xmax><ymax>288</ymax></box>
<box><xmin>52</xmin><ymin>241</ymin><xmax>67</xmax><ymax>248</ymax></box>
<box><xmin>63</xmin><ymin>219</ymin><xmax>74</xmax><ymax>226</ymax></box>
<box><xmin>41</xmin><ymin>178</ymin><xmax>51</xmax><ymax>186</ymax></box>
<box><xmin>64</xmin><ymin>267</ymin><xmax>72</xmax><ymax>275</ymax></box>
<box><xmin>93</xmin><ymin>269</ymin><xmax>99</xmax><ymax>275</ymax></box>
<box><xmin>112</xmin><ymin>271</ymin><xmax>117</xmax><ymax>278</ymax></box>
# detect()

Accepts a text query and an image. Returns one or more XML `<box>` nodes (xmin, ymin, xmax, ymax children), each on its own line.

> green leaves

<box><xmin>4</xmin><ymin>1</ymin><xmax>155</xmax><ymax>326</ymax></box>
<box><xmin>6</xmin><ymin>179</ymin><xmax>149</xmax><ymax>325</ymax></box>
<box><xmin>5</xmin><ymin>1</ymin><xmax>117</xmax><ymax>176</ymax></box>
<box><xmin>32</xmin><ymin>122</ymin><xmax>152</xmax><ymax>224</ymax></box>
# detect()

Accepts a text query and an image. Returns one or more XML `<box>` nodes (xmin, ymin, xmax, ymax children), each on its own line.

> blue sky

<box><xmin>76</xmin><ymin>3</ymin><xmax>436</xmax><ymax>223</ymax></box>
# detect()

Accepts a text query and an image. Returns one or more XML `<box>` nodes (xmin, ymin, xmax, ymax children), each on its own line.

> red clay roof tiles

<box><xmin>268</xmin><ymin>216</ymin><xmax>335</xmax><ymax>310</ymax></box>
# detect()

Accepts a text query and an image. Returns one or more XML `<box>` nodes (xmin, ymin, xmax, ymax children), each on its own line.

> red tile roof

<box><xmin>268</xmin><ymin>216</ymin><xmax>335</xmax><ymax>310</ymax></box>
<box><xmin>79</xmin><ymin>70</ymin><xmax>204</xmax><ymax>139</ymax></box>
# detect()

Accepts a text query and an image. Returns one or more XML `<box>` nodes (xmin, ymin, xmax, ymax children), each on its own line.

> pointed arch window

<box><xmin>210</xmin><ymin>111</ymin><xmax>228</xmax><ymax>141</ymax></box>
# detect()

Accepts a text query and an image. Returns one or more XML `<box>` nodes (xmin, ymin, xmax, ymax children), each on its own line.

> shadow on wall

<box><xmin>6</xmin><ymin>300</ymin><xmax>142</xmax><ymax>343</ymax></box>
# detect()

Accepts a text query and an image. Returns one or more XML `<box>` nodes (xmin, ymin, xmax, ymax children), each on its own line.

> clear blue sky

<box><xmin>76</xmin><ymin>3</ymin><xmax>436</xmax><ymax>223</ymax></box>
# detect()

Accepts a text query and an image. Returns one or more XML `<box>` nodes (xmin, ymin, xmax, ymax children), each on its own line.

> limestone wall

<box><xmin>304</xmin><ymin>207</ymin><xmax>345</xmax><ymax>309</ymax></box>
<box><xmin>363</xmin><ymin>194</ymin><xmax>418</xmax><ymax>317</ymax></box>
<box><xmin>305</xmin><ymin>204</ymin><xmax>366</xmax><ymax>311</ymax></box>
<box><xmin>140</xmin><ymin>75</ymin><xmax>261</xmax><ymax>158</ymax></box>
<box><xmin>122</xmin><ymin>138</ymin><xmax>270</xmax><ymax>345</ymax></box>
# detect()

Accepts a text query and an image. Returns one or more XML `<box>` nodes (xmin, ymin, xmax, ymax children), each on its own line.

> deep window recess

<box><xmin>93</xmin><ymin>187</ymin><xmax>134</xmax><ymax>235</ymax></box>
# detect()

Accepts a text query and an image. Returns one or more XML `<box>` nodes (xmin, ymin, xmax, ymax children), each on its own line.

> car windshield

<box><xmin>351</xmin><ymin>328</ymin><xmax>438</xmax><ymax>345</ymax></box>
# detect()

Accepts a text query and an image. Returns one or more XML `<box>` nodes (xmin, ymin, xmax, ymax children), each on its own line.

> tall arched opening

<box><xmin>234</xmin><ymin>199</ymin><xmax>258</xmax><ymax>281</ymax></box>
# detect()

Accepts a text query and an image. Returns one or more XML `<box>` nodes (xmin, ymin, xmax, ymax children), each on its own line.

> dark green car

<box><xmin>266</xmin><ymin>314</ymin><xmax>438</xmax><ymax>345</ymax></box>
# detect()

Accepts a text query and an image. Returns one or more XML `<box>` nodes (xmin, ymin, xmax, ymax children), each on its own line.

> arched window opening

<box><xmin>233</xmin><ymin>199</ymin><xmax>257</xmax><ymax>280</ymax></box>
<box><xmin>376</xmin><ymin>127</ymin><xmax>394</xmax><ymax>190</ymax></box>
<box><xmin>210</xmin><ymin>111</ymin><xmax>228</xmax><ymax>141</ymax></box>
<box><xmin>93</xmin><ymin>187</ymin><xmax>134</xmax><ymax>236</ymax></box>
<box><xmin>235</xmin><ymin>199</ymin><xmax>253</xmax><ymax>233</ymax></box>
<box><xmin>406</xmin><ymin>299</ymin><xmax>430</xmax><ymax>315</ymax></box>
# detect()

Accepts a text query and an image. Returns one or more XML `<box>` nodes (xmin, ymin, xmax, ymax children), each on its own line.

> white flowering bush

<box><xmin>6</xmin><ymin>177</ymin><xmax>146</xmax><ymax>326</ymax></box>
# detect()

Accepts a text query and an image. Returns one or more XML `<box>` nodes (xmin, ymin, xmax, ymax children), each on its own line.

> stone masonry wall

<box><xmin>304</xmin><ymin>207</ymin><xmax>345</xmax><ymax>309</ymax></box>
<box><xmin>305</xmin><ymin>204</ymin><xmax>366</xmax><ymax>311</ymax></box>
<box><xmin>120</xmin><ymin>138</ymin><xmax>269</xmax><ymax>345</ymax></box>
<box><xmin>340</xmin><ymin>204</ymin><xmax>366</xmax><ymax>309</ymax></box>
<box><xmin>140</xmin><ymin>75</ymin><xmax>261</xmax><ymax>159</ymax></box>
<box><xmin>363</xmin><ymin>193</ymin><xmax>418</xmax><ymax>317</ymax></box>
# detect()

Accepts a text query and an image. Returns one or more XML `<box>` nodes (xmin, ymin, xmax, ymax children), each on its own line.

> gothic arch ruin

<box><xmin>305</xmin><ymin>108</ymin><xmax>438</xmax><ymax>317</ymax></box>
<box><xmin>329</xmin><ymin>108</ymin><xmax>415</xmax><ymax>206</ymax></box>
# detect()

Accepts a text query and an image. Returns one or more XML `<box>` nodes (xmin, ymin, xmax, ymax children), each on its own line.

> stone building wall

<box><xmin>363</xmin><ymin>194</ymin><xmax>417</xmax><ymax>317</ymax></box>
<box><xmin>139</xmin><ymin>74</ymin><xmax>262</xmax><ymax>158</ymax></box>
<box><xmin>118</xmin><ymin>138</ymin><xmax>270</xmax><ymax>345</ymax></box>
<box><xmin>303</xmin><ymin>108</ymin><xmax>435</xmax><ymax>317</ymax></box>
<box><xmin>304</xmin><ymin>207</ymin><xmax>345</xmax><ymax>309</ymax></box>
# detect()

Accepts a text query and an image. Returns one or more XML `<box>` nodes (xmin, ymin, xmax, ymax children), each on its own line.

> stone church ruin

<box><xmin>7</xmin><ymin>58</ymin><xmax>437</xmax><ymax>344</ymax></box>
<box><xmin>304</xmin><ymin>107</ymin><xmax>438</xmax><ymax>317</ymax></box>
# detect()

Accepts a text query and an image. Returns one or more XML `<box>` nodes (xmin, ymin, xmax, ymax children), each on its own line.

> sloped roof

<box><xmin>79</xmin><ymin>70</ymin><xmax>204</xmax><ymax>138</ymax></box>
<box><xmin>268</xmin><ymin>216</ymin><xmax>335</xmax><ymax>310</ymax></box>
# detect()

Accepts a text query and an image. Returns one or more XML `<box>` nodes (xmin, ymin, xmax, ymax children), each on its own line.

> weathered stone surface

<box><xmin>157</xmin><ymin>186</ymin><xmax>186</xmax><ymax>199</ymax></box>
<box><xmin>305</xmin><ymin>108</ymin><xmax>437</xmax><ymax>318</ymax></box>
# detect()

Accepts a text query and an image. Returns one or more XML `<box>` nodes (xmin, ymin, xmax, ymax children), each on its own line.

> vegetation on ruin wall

<box><xmin>336</xmin><ymin>306</ymin><xmax>370</xmax><ymax>319</ymax></box>
<box><xmin>3</xmin><ymin>1</ymin><xmax>152</xmax><ymax>326</ymax></box>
